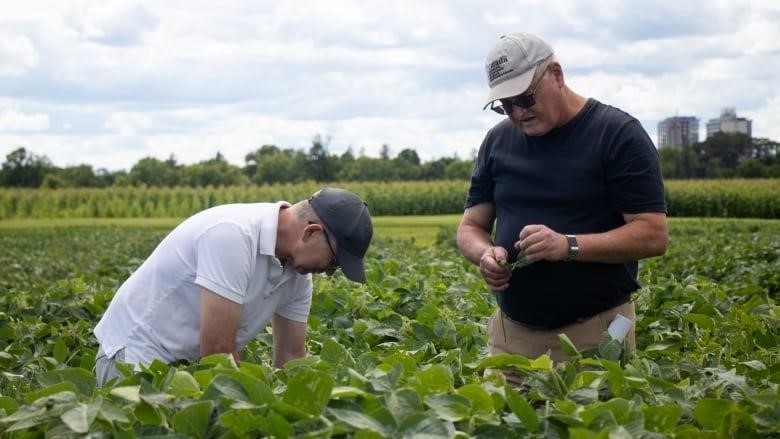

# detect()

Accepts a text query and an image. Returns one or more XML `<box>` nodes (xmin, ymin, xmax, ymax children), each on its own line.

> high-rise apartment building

<box><xmin>658</xmin><ymin>116</ymin><xmax>699</xmax><ymax>148</ymax></box>
<box><xmin>706</xmin><ymin>107</ymin><xmax>752</xmax><ymax>138</ymax></box>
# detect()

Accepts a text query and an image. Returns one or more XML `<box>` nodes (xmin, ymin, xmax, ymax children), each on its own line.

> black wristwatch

<box><xmin>565</xmin><ymin>234</ymin><xmax>579</xmax><ymax>261</ymax></box>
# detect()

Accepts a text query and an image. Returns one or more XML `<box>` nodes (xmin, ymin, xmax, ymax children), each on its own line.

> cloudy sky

<box><xmin>1</xmin><ymin>0</ymin><xmax>778</xmax><ymax>171</ymax></box>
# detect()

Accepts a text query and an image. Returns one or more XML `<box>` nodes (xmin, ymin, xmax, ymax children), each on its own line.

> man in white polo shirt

<box><xmin>94</xmin><ymin>187</ymin><xmax>373</xmax><ymax>386</ymax></box>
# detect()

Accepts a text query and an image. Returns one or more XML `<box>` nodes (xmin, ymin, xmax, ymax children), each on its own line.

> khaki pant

<box><xmin>486</xmin><ymin>302</ymin><xmax>635</xmax><ymax>384</ymax></box>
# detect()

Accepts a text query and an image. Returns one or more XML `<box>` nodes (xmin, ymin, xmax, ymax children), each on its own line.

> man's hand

<box><xmin>515</xmin><ymin>224</ymin><xmax>568</xmax><ymax>262</ymax></box>
<box><xmin>479</xmin><ymin>246</ymin><xmax>512</xmax><ymax>291</ymax></box>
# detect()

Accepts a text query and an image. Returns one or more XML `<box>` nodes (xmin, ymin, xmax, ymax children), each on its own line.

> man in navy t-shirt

<box><xmin>457</xmin><ymin>32</ymin><xmax>668</xmax><ymax>378</ymax></box>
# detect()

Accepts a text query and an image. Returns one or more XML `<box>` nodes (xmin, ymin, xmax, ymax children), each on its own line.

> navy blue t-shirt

<box><xmin>465</xmin><ymin>98</ymin><xmax>666</xmax><ymax>328</ymax></box>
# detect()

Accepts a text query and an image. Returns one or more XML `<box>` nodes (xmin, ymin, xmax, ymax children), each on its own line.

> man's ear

<box><xmin>302</xmin><ymin>222</ymin><xmax>319</xmax><ymax>241</ymax></box>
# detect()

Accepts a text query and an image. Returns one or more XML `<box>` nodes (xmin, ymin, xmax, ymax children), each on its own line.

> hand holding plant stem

<box><xmin>498</xmin><ymin>251</ymin><xmax>533</xmax><ymax>270</ymax></box>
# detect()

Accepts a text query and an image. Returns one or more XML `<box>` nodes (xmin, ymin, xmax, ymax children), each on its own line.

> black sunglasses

<box><xmin>489</xmin><ymin>64</ymin><xmax>550</xmax><ymax>115</ymax></box>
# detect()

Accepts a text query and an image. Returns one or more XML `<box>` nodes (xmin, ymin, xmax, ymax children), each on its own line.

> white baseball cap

<box><xmin>484</xmin><ymin>32</ymin><xmax>553</xmax><ymax>107</ymax></box>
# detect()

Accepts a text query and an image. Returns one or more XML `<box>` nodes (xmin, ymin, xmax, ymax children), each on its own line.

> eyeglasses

<box><xmin>320</xmin><ymin>226</ymin><xmax>339</xmax><ymax>270</ymax></box>
<box><xmin>488</xmin><ymin>64</ymin><xmax>550</xmax><ymax>115</ymax></box>
<box><xmin>309</xmin><ymin>221</ymin><xmax>338</xmax><ymax>271</ymax></box>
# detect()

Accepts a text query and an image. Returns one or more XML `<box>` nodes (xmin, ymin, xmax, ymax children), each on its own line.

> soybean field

<box><xmin>0</xmin><ymin>214</ymin><xmax>777</xmax><ymax>437</ymax></box>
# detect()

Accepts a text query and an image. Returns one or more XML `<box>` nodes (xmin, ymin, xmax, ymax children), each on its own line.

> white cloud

<box><xmin>0</xmin><ymin>35</ymin><xmax>38</xmax><ymax>75</ymax></box>
<box><xmin>0</xmin><ymin>107</ymin><xmax>49</xmax><ymax>131</ymax></box>
<box><xmin>0</xmin><ymin>0</ymin><xmax>778</xmax><ymax>171</ymax></box>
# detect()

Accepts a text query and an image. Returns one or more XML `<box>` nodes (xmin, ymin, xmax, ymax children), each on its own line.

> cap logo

<box><xmin>488</xmin><ymin>55</ymin><xmax>511</xmax><ymax>83</ymax></box>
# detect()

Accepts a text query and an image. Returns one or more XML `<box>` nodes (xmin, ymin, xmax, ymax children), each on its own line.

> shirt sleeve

<box><xmin>605</xmin><ymin>119</ymin><xmax>668</xmax><ymax>214</ymax></box>
<box><xmin>194</xmin><ymin>222</ymin><xmax>254</xmax><ymax>304</ymax></box>
<box><xmin>274</xmin><ymin>274</ymin><xmax>313</xmax><ymax>323</ymax></box>
<box><xmin>464</xmin><ymin>130</ymin><xmax>496</xmax><ymax>209</ymax></box>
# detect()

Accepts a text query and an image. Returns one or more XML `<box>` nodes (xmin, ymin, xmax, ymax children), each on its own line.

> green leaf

<box><xmin>110</xmin><ymin>386</ymin><xmax>141</xmax><ymax>403</ymax></box>
<box><xmin>166</xmin><ymin>370</ymin><xmax>202</xmax><ymax>398</ymax></box>
<box><xmin>397</xmin><ymin>412</ymin><xmax>452</xmax><ymax>438</ymax></box>
<box><xmin>53</xmin><ymin>338</ymin><xmax>68</xmax><ymax>364</ymax></box>
<box><xmin>738</xmin><ymin>360</ymin><xmax>766</xmax><ymax>371</ymax></box>
<box><xmin>408</xmin><ymin>364</ymin><xmax>453</xmax><ymax>397</ymax></box>
<box><xmin>477</xmin><ymin>354</ymin><xmax>531</xmax><ymax>370</ymax></box>
<box><xmin>424</xmin><ymin>394</ymin><xmax>471</xmax><ymax>422</ymax></box>
<box><xmin>328</xmin><ymin>407</ymin><xmax>390</xmax><ymax>435</ymax></box>
<box><xmin>282</xmin><ymin>368</ymin><xmax>334</xmax><ymax>417</ymax></box>
<box><xmin>455</xmin><ymin>384</ymin><xmax>494</xmax><ymax>414</ymax></box>
<box><xmin>321</xmin><ymin>338</ymin><xmax>355</xmax><ymax>368</ymax></box>
<box><xmin>580</xmin><ymin>398</ymin><xmax>631</xmax><ymax>428</ymax></box>
<box><xmin>266</xmin><ymin>410</ymin><xmax>294</xmax><ymax>438</ymax></box>
<box><xmin>0</xmin><ymin>396</ymin><xmax>19</xmax><ymax>416</ymax></box>
<box><xmin>558</xmin><ymin>333</ymin><xmax>581</xmax><ymax>358</ymax></box>
<box><xmin>693</xmin><ymin>399</ymin><xmax>736</xmax><ymax>429</ymax></box>
<box><xmin>683</xmin><ymin>313</ymin><xmax>715</xmax><ymax>330</ymax></box>
<box><xmin>171</xmin><ymin>400</ymin><xmax>213</xmax><ymax>439</ymax></box>
<box><xmin>200</xmin><ymin>374</ymin><xmax>251</xmax><ymax>404</ymax></box>
<box><xmin>504</xmin><ymin>385</ymin><xmax>539</xmax><ymax>432</ymax></box>
<box><xmin>97</xmin><ymin>400</ymin><xmax>130</xmax><ymax>425</ymax></box>
<box><xmin>219</xmin><ymin>408</ymin><xmax>268</xmax><ymax>435</ymax></box>
<box><xmin>529</xmin><ymin>355</ymin><xmax>553</xmax><ymax>371</ymax></box>
<box><xmin>133</xmin><ymin>400</ymin><xmax>164</xmax><ymax>426</ymax></box>
<box><xmin>644</xmin><ymin>341</ymin><xmax>680</xmax><ymax>352</ymax></box>
<box><xmin>567</xmin><ymin>387</ymin><xmax>599</xmax><ymax>405</ymax></box>
<box><xmin>223</xmin><ymin>369</ymin><xmax>275</xmax><ymax>404</ymax></box>
<box><xmin>597</xmin><ymin>338</ymin><xmax>623</xmax><ymax>361</ymax></box>
<box><xmin>386</xmin><ymin>389</ymin><xmax>423</xmax><ymax>423</ymax></box>
<box><xmin>643</xmin><ymin>405</ymin><xmax>683</xmax><ymax>432</ymax></box>
<box><xmin>331</xmin><ymin>386</ymin><xmax>368</xmax><ymax>399</ymax></box>
<box><xmin>60</xmin><ymin>400</ymin><xmax>100</xmax><ymax>434</ymax></box>
<box><xmin>37</xmin><ymin>367</ymin><xmax>95</xmax><ymax>396</ymax></box>
<box><xmin>200</xmin><ymin>352</ymin><xmax>239</xmax><ymax>368</ymax></box>
<box><xmin>568</xmin><ymin>427</ymin><xmax>610</xmax><ymax>439</ymax></box>
<box><xmin>24</xmin><ymin>381</ymin><xmax>79</xmax><ymax>404</ymax></box>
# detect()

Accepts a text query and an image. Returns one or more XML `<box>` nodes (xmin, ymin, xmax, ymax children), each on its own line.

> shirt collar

<box><xmin>258</xmin><ymin>201</ymin><xmax>290</xmax><ymax>257</ymax></box>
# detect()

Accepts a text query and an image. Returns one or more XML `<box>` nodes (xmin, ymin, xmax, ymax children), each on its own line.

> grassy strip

<box><xmin>0</xmin><ymin>215</ymin><xmax>464</xmax><ymax>246</ymax></box>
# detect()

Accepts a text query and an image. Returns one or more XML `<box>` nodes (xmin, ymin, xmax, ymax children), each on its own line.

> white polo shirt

<box><xmin>94</xmin><ymin>202</ymin><xmax>312</xmax><ymax>366</ymax></box>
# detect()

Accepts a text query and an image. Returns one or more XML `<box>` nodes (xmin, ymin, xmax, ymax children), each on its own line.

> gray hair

<box><xmin>290</xmin><ymin>199</ymin><xmax>321</xmax><ymax>223</ymax></box>
<box><xmin>534</xmin><ymin>55</ymin><xmax>555</xmax><ymax>81</ymax></box>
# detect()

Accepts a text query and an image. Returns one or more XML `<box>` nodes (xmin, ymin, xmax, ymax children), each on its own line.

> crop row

<box><xmin>0</xmin><ymin>219</ymin><xmax>777</xmax><ymax>436</ymax></box>
<box><xmin>0</xmin><ymin>178</ymin><xmax>778</xmax><ymax>219</ymax></box>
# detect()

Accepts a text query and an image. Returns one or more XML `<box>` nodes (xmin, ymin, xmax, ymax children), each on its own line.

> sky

<box><xmin>1</xmin><ymin>0</ymin><xmax>778</xmax><ymax>172</ymax></box>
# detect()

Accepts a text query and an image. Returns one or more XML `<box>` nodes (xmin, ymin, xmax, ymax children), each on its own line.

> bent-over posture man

<box><xmin>94</xmin><ymin>187</ymin><xmax>373</xmax><ymax>385</ymax></box>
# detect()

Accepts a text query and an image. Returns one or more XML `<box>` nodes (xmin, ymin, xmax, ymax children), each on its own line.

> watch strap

<box><xmin>565</xmin><ymin>234</ymin><xmax>579</xmax><ymax>261</ymax></box>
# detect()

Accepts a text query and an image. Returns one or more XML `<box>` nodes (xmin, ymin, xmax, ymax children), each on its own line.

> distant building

<box><xmin>706</xmin><ymin>107</ymin><xmax>752</xmax><ymax>139</ymax></box>
<box><xmin>658</xmin><ymin>116</ymin><xmax>699</xmax><ymax>148</ymax></box>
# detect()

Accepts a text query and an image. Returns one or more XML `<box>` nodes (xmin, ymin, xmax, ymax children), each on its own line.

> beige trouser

<box><xmin>486</xmin><ymin>301</ymin><xmax>636</xmax><ymax>384</ymax></box>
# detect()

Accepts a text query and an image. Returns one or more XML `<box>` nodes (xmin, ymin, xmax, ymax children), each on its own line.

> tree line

<box><xmin>0</xmin><ymin>135</ymin><xmax>475</xmax><ymax>188</ymax></box>
<box><xmin>1</xmin><ymin>132</ymin><xmax>777</xmax><ymax>188</ymax></box>
<box><xmin>658</xmin><ymin>133</ymin><xmax>779</xmax><ymax>179</ymax></box>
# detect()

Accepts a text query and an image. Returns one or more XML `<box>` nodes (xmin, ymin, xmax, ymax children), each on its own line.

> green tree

<box><xmin>0</xmin><ymin>147</ymin><xmax>54</xmax><ymax>187</ymax></box>
<box><xmin>396</xmin><ymin>148</ymin><xmax>421</xmax><ymax>166</ymax></box>
<box><xmin>736</xmin><ymin>158</ymin><xmax>767</xmax><ymax>178</ymax></box>
<box><xmin>420</xmin><ymin>157</ymin><xmax>456</xmax><ymax>180</ymax></box>
<box><xmin>444</xmin><ymin>159</ymin><xmax>474</xmax><ymax>180</ymax></box>
<box><xmin>305</xmin><ymin>135</ymin><xmax>337</xmax><ymax>182</ymax></box>
<box><xmin>59</xmin><ymin>164</ymin><xmax>99</xmax><ymax>187</ymax></box>
<box><xmin>129</xmin><ymin>157</ymin><xmax>180</xmax><ymax>186</ymax></box>
<box><xmin>694</xmin><ymin>132</ymin><xmax>752</xmax><ymax>175</ymax></box>
<box><xmin>244</xmin><ymin>145</ymin><xmax>281</xmax><ymax>177</ymax></box>
<box><xmin>179</xmin><ymin>152</ymin><xmax>248</xmax><ymax>187</ymax></box>
<box><xmin>254</xmin><ymin>150</ymin><xmax>302</xmax><ymax>184</ymax></box>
